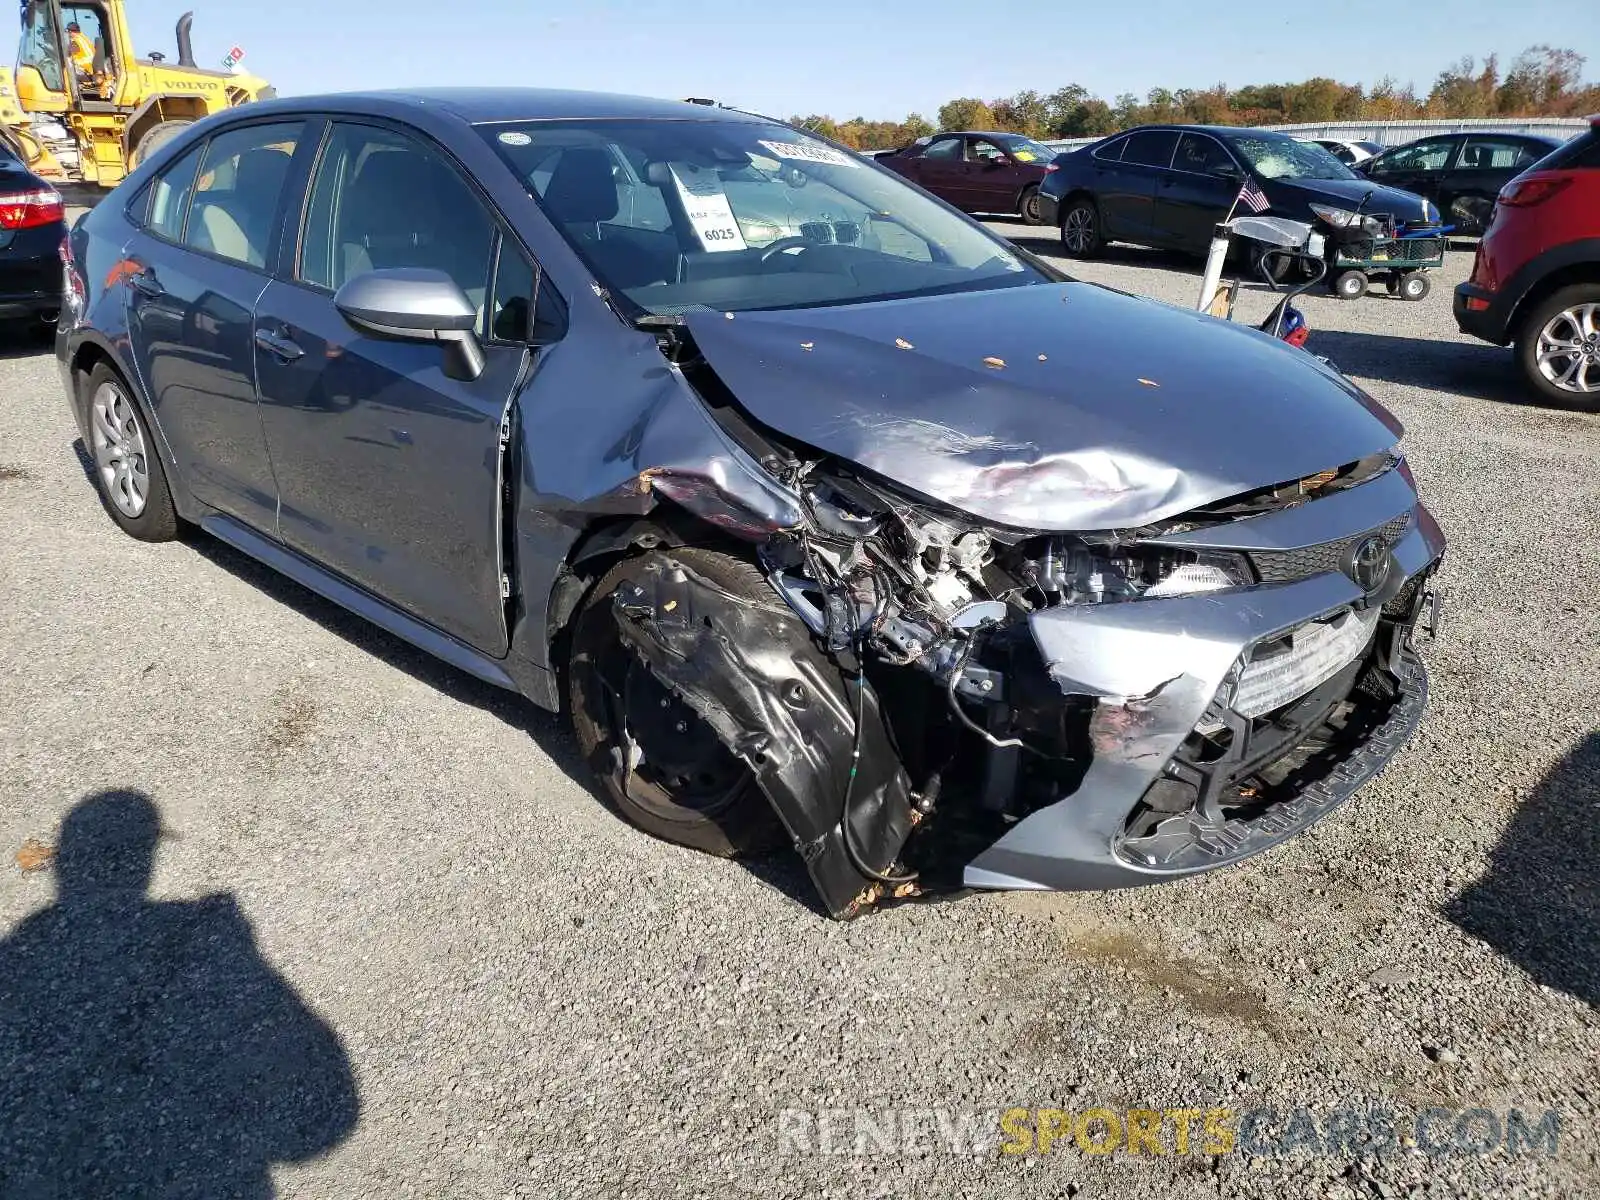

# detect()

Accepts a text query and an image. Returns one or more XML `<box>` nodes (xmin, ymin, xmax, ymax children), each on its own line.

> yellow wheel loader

<box><xmin>0</xmin><ymin>2</ymin><xmax>273</xmax><ymax>190</ymax></box>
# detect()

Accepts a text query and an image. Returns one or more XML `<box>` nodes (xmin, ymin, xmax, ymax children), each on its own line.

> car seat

<box><xmin>191</xmin><ymin>147</ymin><xmax>293</xmax><ymax>267</ymax></box>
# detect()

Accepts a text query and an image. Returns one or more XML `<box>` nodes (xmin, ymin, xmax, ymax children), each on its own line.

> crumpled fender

<box><xmin>608</xmin><ymin>553</ymin><xmax>917</xmax><ymax>918</ymax></box>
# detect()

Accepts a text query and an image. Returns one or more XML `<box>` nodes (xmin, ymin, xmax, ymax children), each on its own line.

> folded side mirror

<box><xmin>334</xmin><ymin>268</ymin><xmax>486</xmax><ymax>381</ymax></box>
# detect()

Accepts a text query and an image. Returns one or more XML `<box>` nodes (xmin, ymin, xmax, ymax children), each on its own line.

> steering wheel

<box><xmin>758</xmin><ymin>235</ymin><xmax>813</xmax><ymax>263</ymax></box>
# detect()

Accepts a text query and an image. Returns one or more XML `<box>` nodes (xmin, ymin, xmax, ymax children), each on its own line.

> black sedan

<box><xmin>57</xmin><ymin>90</ymin><xmax>1444</xmax><ymax>919</ymax></box>
<box><xmin>0</xmin><ymin>142</ymin><xmax>65</xmax><ymax>334</ymax></box>
<box><xmin>1354</xmin><ymin>131</ymin><xmax>1565</xmax><ymax>235</ymax></box>
<box><xmin>1040</xmin><ymin>125</ymin><xmax>1436</xmax><ymax>259</ymax></box>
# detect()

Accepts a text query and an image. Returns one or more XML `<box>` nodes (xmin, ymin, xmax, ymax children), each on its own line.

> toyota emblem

<box><xmin>1347</xmin><ymin>535</ymin><xmax>1391</xmax><ymax>593</ymax></box>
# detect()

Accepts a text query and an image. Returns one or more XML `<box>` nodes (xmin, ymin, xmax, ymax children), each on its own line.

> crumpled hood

<box><xmin>683</xmin><ymin>282</ymin><xmax>1402</xmax><ymax>531</ymax></box>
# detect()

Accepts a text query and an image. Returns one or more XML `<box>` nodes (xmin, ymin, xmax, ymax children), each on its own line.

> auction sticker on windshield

<box><xmin>667</xmin><ymin>164</ymin><xmax>748</xmax><ymax>252</ymax></box>
<box><xmin>758</xmin><ymin>139</ymin><xmax>860</xmax><ymax>168</ymax></box>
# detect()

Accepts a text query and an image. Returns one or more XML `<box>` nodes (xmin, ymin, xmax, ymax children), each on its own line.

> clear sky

<box><xmin>138</xmin><ymin>0</ymin><xmax>1598</xmax><ymax>121</ymax></box>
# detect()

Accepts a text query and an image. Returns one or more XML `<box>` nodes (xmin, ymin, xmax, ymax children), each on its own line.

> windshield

<box><xmin>480</xmin><ymin>118</ymin><xmax>1044</xmax><ymax>317</ymax></box>
<box><xmin>995</xmin><ymin>135</ymin><xmax>1056</xmax><ymax>163</ymax></box>
<box><xmin>1229</xmin><ymin>135</ymin><xmax>1356</xmax><ymax>181</ymax></box>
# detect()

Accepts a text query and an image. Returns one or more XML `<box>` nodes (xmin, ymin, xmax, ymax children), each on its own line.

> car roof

<box><xmin>234</xmin><ymin>87</ymin><xmax>778</xmax><ymax>126</ymax></box>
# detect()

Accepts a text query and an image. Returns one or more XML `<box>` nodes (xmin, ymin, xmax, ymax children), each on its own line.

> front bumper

<box><xmin>963</xmin><ymin>483</ymin><xmax>1447</xmax><ymax>893</ymax></box>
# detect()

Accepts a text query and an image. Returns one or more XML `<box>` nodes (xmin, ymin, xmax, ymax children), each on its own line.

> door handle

<box><xmin>254</xmin><ymin>328</ymin><xmax>305</xmax><ymax>362</ymax></box>
<box><xmin>128</xmin><ymin>270</ymin><xmax>164</xmax><ymax>298</ymax></box>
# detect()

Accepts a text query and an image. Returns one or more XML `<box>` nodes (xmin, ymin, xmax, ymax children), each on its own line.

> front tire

<box><xmin>568</xmin><ymin>547</ymin><xmax>787</xmax><ymax>858</ymax></box>
<box><xmin>1059</xmin><ymin>198</ymin><xmax>1103</xmax><ymax>258</ymax></box>
<box><xmin>1332</xmin><ymin>269</ymin><xmax>1368</xmax><ymax>300</ymax></box>
<box><xmin>81</xmin><ymin>364</ymin><xmax>179</xmax><ymax>542</ymax></box>
<box><xmin>1516</xmin><ymin>285</ymin><xmax>1600</xmax><ymax>412</ymax></box>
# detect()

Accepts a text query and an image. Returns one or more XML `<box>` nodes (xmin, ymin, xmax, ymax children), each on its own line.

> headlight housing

<box><xmin>1309</xmin><ymin>203</ymin><xmax>1381</xmax><ymax>234</ymax></box>
<box><xmin>1024</xmin><ymin>542</ymin><xmax>1254</xmax><ymax>605</ymax></box>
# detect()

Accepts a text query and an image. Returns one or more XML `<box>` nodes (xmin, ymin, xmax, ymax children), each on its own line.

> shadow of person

<box><xmin>0</xmin><ymin>790</ymin><xmax>360</xmax><ymax>1197</ymax></box>
<box><xmin>1446</xmin><ymin>735</ymin><xmax>1600</xmax><ymax>1008</ymax></box>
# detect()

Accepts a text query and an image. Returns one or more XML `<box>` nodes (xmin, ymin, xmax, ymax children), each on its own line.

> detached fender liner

<box><xmin>610</xmin><ymin>554</ymin><xmax>917</xmax><ymax>918</ymax></box>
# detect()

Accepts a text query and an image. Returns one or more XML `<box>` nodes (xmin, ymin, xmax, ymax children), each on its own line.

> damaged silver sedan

<box><xmin>60</xmin><ymin>91</ymin><xmax>1445</xmax><ymax>919</ymax></box>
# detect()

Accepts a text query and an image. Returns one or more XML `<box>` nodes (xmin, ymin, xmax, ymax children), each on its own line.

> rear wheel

<box><xmin>568</xmin><ymin>548</ymin><xmax>786</xmax><ymax>857</ymax></box>
<box><xmin>1059</xmin><ymin>198</ymin><xmax>1102</xmax><ymax>258</ymax></box>
<box><xmin>1397</xmin><ymin>272</ymin><xmax>1431</xmax><ymax>302</ymax></box>
<box><xmin>80</xmin><ymin>363</ymin><xmax>179</xmax><ymax>541</ymax></box>
<box><xmin>1516</xmin><ymin>285</ymin><xmax>1600</xmax><ymax>412</ymax></box>
<box><xmin>131</xmin><ymin>119</ymin><xmax>194</xmax><ymax>167</ymax></box>
<box><xmin>1019</xmin><ymin>185</ymin><xmax>1045</xmax><ymax>226</ymax></box>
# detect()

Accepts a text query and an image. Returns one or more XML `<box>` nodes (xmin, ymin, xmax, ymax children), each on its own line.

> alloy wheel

<box><xmin>1536</xmin><ymin>302</ymin><xmax>1600</xmax><ymax>394</ymax></box>
<box><xmin>89</xmin><ymin>381</ymin><xmax>150</xmax><ymax>518</ymax></box>
<box><xmin>1061</xmin><ymin>206</ymin><xmax>1095</xmax><ymax>253</ymax></box>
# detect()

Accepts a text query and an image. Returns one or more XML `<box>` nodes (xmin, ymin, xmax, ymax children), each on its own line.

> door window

<box><xmin>18</xmin><ymin>2</ymin><xmax>65</xmax><ymax>93</ymax></box>
<box><xmin>298</xmin><ymin>123</ymin><xmax>495</xmax><ymax>326</ymax></box>
<box><xmin>1174</xmin><ymin>133</ymin><xmax>1234</xmax><ymax>175</ymax></box>
<box><xmin>1122</xmin><ymin>130</ymin><xmax>1180</xmax><ymax>169</ymax></box>
<box><xmin>1458</xmin><ymin>138</ymin><xmax>1545</xmax><ymax>170</ymax></box>
<box><xmin>488</xmin><ymin>238</ymin><xmax>535</xmax><ymax>343</ymax></box>
<box><xmin>181</xmin><ymin>122</ymin><xmax>303</xmax><ymax>268</ymax></box>
<box><xmin>967</xmin><ymin>138</ymin><xmax>1008</xmax><ymax>163</ymax></box>
<box><xmin>1373</xmin><ymin>140</ymin><xmax>1453</xmax><ymax>173</ymax></box>
<box><xmin>919</xmin><ymin>137</ymin><xmax>962</xmax><ymax>160</ymax></box>
<box><xmin>146</xmin><ymin>141</ymin><xmax>204</xmax><ymax>241</ymax></box>
<box><xmin>1092</xmin><ymin>136</ymin><xmax>1128</xmax><ymax>163</ymax></box>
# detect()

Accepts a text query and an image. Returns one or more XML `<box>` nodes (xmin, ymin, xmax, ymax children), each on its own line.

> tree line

<box><xmin>790</xmin><ymin>45</ymin><xmax>1599</xmax><ymax>150</ymax></box>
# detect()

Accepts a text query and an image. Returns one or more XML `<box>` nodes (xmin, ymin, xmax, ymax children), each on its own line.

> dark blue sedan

<box><xmin>58</xmin><ymin>90</ymin><xmax>1446</xmax><ymax>918</ymax></box>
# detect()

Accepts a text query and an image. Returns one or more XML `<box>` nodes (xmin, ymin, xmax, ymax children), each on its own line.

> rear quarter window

<box><xmin>1533</xmin><ymin>130</ymin><xmax>1600</xmax><ymax>171</ymax></box>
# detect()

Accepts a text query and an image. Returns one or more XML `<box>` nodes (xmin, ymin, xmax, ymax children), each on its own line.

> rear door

<box><xmin>122</xmin><ymin>119</ymin><xmax>309</xmax><ymax>531</ymax></box>
<box><xmin>1439</xmin><ymin>136</ymin><xmax>1553</xmax><ymax>231</ymax></box>
<box><xmin>1154</xmin><ymin>132</ymin><xmax>1241</xmax><ymax>251</ymax></box>
<box><xmin>911</xmin><ymin>135</ymin><xmax>972</xmax><ymax>208</ymax></box>
<box><xmin>1102</xmin><ymin>129</ymin><xmax>1178</xmax><ymax>244</ymax></box>
<box><xmin>251</xmin><ymin>120</ymin><xmax>527</xmax><ymax>657</ymax></box>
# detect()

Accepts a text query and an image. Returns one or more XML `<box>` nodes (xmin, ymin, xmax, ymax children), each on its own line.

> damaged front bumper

<box><xmin>965</xmin><ymin>484</ymin><xmax>1447</xmax><ymax>893</ymax></box>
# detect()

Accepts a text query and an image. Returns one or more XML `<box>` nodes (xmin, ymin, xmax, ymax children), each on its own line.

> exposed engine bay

<box><xmin>595</xmin><ymin>314</ymin><xmax>1446</xmax><ymax>919</ymax></box>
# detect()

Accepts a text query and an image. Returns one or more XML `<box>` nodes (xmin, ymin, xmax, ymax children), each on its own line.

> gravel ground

<box><xmin>1</xmin><ymin>232</ymin><xmax>1597</xmax><ymax>1199</ymax></box>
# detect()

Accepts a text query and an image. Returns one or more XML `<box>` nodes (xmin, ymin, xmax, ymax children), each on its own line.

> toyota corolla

<box><xmin>58</xmin><ymin>90</ymin><xmax>1446</xmax><ymax>918</ymax></box>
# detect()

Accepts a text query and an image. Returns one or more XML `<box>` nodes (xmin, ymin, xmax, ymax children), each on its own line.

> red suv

<box><xmin>1455</xmin><ymin>114</ymin><xmax>1600</xmax><ymax>411</ymax></box>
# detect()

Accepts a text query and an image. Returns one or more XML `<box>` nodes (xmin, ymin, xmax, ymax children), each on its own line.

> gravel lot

<box><xmin>2</xmin><ymin>230</ymin><xmax>1597</xmax><ymax>1199</ymax></box>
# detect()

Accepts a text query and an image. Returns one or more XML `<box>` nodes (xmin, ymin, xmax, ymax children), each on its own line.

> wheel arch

<box><xmin>1507</xmin><ymin>256</ymin><xmax>1600</xmax><ymax>342</ymax></box>
<box><xmin>121</xmin><ymin>95</ymin><xmax>209</xmax><ymax>164</ymax></box>
<box><xmin>67</xmin><ymin>337</ymin><xmax>190</xmax><ymax>515</ymax></box>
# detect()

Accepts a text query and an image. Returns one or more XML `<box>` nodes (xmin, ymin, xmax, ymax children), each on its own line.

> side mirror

<box><xmin>334</xmin><ymin>268</ymin><xmax>485</xmax><ymax>382</ymax></box>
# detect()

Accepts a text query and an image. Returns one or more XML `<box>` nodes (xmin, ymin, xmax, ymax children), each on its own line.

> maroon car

<box><xmin>877</xmin><ymin>131</ymin><xmax>1059</xmax><ymax>225</ymax></box>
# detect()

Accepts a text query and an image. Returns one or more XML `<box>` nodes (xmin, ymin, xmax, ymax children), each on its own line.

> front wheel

<box><xmin>1059</xmin><ymin>199</ymin><xmax>1102</xmax><ymax>258</ymax></box>
<box><xmin>1332</xmin><ymin>269</ymin><xmax>1368</xmax><ymax>300</ymax></box>
<box><xmin>1018</xmin><ymin>185</ymin><xmax>1045</xmax><ymax>227</ymax></box>
<box><xmin>568</xmin><ymin>548</ymin><xmax>787</xmax><ymax>857</ymax></box>
<box><xmin>1515</xmin><ymin>285</ymin><xmax>1600</xmax><ymax>412</ymax></box>
<box><xmin>1397</xmin><ymin>272</ymin><xmax>1431</xmax><ymax>302</ymax></box>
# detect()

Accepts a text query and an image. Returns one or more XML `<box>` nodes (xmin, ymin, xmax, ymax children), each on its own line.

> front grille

<box><xmin>1251</xmin><ymin>512</ymin><xmax>1413</xmax><ymax>584</ymax></box>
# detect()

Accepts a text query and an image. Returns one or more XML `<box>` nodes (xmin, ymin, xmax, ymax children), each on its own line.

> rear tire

<box><xmin>1058</xmin><ymin>198</ymin><xmax>1103</xmax><ymax>258</ymax></box>
<box><xmin>1398</xmin><ymin>272</ymin><xmax>1431</xmax><ymax>302</ymax></box>
<box><xmin>568</xmin><ymin>547</ymin><xmax>787</xmax><ymax>858</ymax></box>
<box><xmin>131</xmin><ymin>119</ymin><xmax>194</xmax><ymax>167</ymax></box>
<box><xmin>80</xmin><ymin>363</ymin><xmax>179</xmax><ymax>542</ymax></box>
<box><xmin>1515</xmin><ymin>284</ymin><xmax>1600</xmax><ymax>412</ymax></box>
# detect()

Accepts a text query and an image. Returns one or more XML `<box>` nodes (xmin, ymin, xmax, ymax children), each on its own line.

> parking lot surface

<box><xmin>2</xmin><ymin>235</ymin><xmax>1597</xmax><ymax>1199</ymax></box>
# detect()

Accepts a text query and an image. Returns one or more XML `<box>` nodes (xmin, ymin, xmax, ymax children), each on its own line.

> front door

<box><xmin>251</xmin><ymin>120</ymin><xmax>526</xmax><ymax>657</ymax></box>
<box><xmin>123</xmin><ymin>120</ymin><xmax>308</xmax><ymax>529</ymax></box>
<box><xmin>1363</xmin><ymin>137</ymin><xmax>1456</xmax><ymax>207</ymax></box>
<box><xmin>966</xmin><ymin>137</ymin><xmax>1021</xmax><ymax>214</ymax></box>
<box><xmin>1154</xmin><ymin>132</ymin><xmax>1242</xmax><ymax>251</ymax></box>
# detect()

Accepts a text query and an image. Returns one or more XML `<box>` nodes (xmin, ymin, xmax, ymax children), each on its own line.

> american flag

<box><xmin>1236</xmin><ymin>178</ymin><xmax>1271</xmax><ymax>214</ymax></box>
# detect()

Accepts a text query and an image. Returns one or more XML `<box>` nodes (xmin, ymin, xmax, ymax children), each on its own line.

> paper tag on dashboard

<box><xmin>757</xmin><ymin>139</ymin><xmax>859</xmax><ymax>168</ymax></box>
<box><xmin>667</xmin><ymin>164</ymin><xmax>747</xmax><ymax>253</ymax></box>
